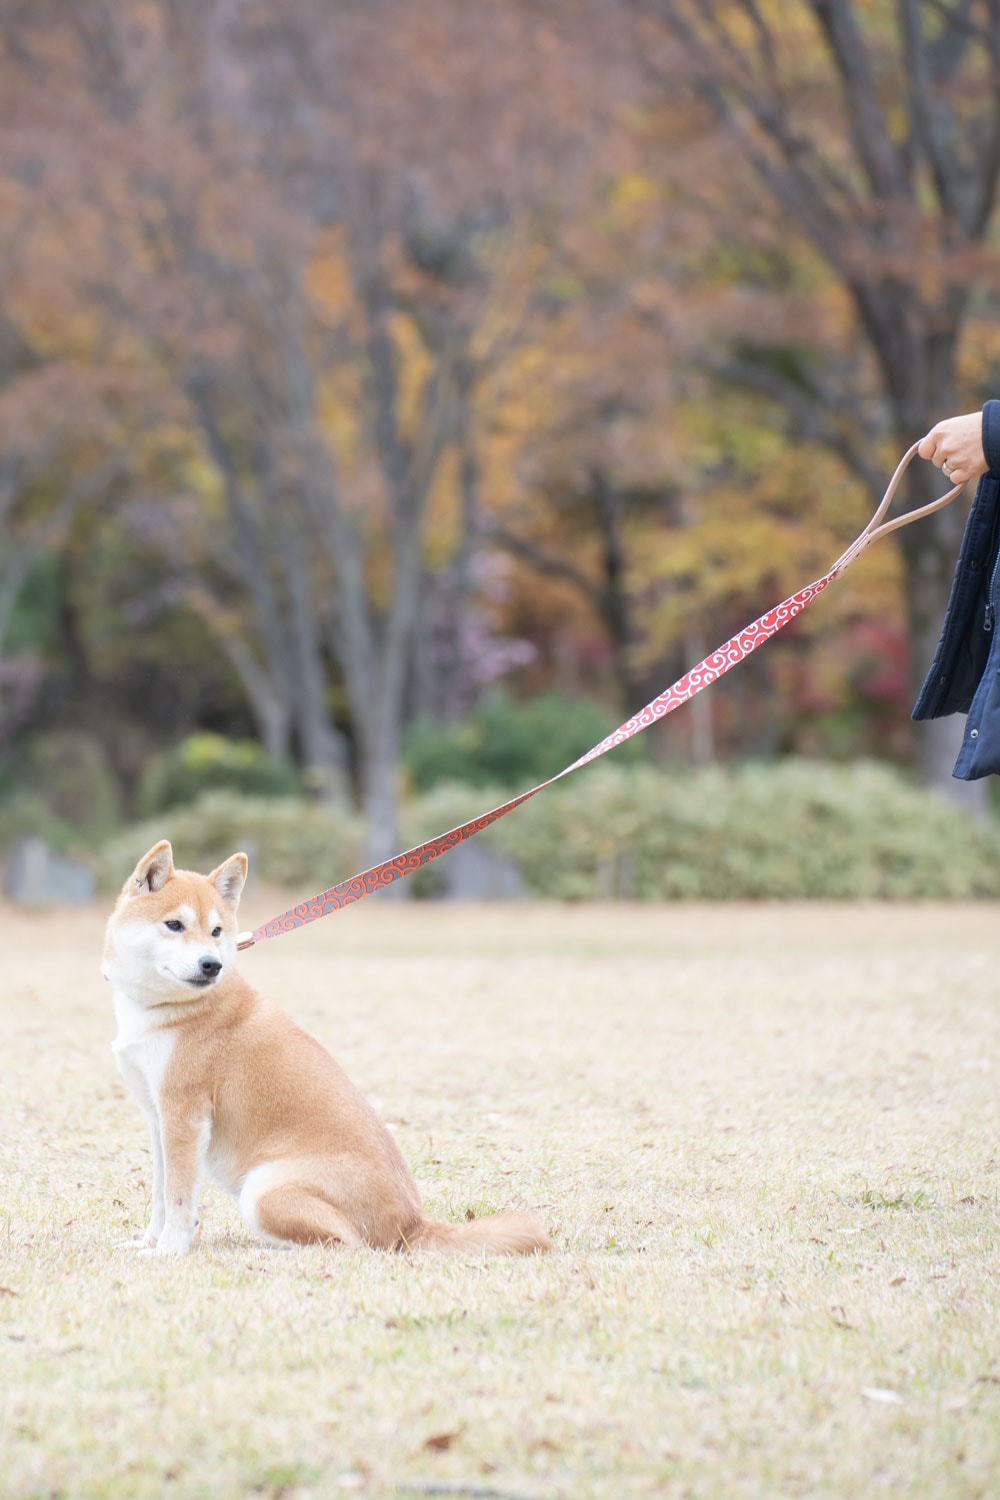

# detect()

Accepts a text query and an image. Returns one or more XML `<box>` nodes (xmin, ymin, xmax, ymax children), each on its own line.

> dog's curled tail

<box><xmin>413</xmin><ymin>1211</ymin><xmax>552</xmax><ymax>1256</ymax></box>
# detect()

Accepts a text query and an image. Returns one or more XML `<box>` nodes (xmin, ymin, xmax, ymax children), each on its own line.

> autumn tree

<box><xmin>6</xmin><ymin>0</ymin><xmax>987</xmax><ymax>841</ymax></box>
<box><xmin>0</xmin><ymin>0</ymin><xmax>622</xmax><ymax>855</ymax></box>
<box><xmin>209</xmin><ymin>0</ymin><xmax>586</xmax><ymax>855</ymax></box>
<box><xmin>0</xmin><ymin>10</ymin><xmax>139</xmax><ymax>755</ymax></box>
<box><xmin>633</xmin><ymin>0</ymin><xmax>1000</xmax><ymax>788</ymax></box>
<box><xmin>177</xmin><ymin>0</ymin><xmax>622</xmax><ymax>856</ymax></box>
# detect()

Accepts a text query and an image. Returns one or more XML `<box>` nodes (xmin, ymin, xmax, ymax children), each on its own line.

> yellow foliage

<box><xmin>607</xmin><ymin>171</ymin><xmax>661</xmax><ymax>214</ymax></box>
<box><xmin>306</xmin><ymin>233</ymin><xmax>354</xmax><ymax>319</ymax></box>
<box><xmin>389</xmin><ymin>310</ymin><xmax>434</xmax><ymax>445</ymax></box>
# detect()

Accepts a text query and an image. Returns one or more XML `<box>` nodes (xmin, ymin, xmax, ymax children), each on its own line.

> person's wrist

<box><xmin>981</xmin><ymin>400</ymin><xmax>1000</xmax><ymax>472</ymax></box>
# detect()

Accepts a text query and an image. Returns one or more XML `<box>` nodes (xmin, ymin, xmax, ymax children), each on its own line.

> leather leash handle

<box><xmin>237</xmin><ymin>450</ymin><xmax>964</xmax><ymax>950</ymax></box>
<box><xmin>830</xmin><ymin>443</ymin><xmax>964</xmax><ymax>575</ymax></box>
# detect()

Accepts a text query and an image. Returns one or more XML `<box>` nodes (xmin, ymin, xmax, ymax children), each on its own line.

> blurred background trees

<box><xmin>2</xmin><ymin>0</ymin><xmax>999</xmax><ymax>871</ymax></box>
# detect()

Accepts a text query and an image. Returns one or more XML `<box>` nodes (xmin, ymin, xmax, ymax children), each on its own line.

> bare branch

<box><xmin>707</xmin><ymin>352</ymin><xmax>887</xmax><ymax>497</ymax></box>
<box><xmin>0</xmin><ymin>454</ymin><xmax>123</xmax><ymax>656</ymax></box>
<box><xmin>643</xmin><ymin>1</ymin><xmax>863</xmax><ymax>270</ymax></box>
<box><xmin>808</xmin><ymin>0</ymin><xmax>909</xmax><ymax>199</ymax></box>
<box><xmin>486</xmin><ymin>523</ymin><xmax>606</xmax><ymax>612</ymax></box>
<box><xmin>898</xmin><ymin>0</ymin><xmax>957</xmax><ymax>216</ymax></box>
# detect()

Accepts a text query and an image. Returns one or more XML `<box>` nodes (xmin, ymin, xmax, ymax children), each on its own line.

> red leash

<box><xmin>238</xmin><ymin>447</ymin><xmax>961</xmax><ymax>950</ymax></box>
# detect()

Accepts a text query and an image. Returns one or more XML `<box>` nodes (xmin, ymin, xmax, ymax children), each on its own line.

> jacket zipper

<box><xmin>985</xmin><ymin>546</ymin><xmax>1000</xmax><ymax>632</ymax></box>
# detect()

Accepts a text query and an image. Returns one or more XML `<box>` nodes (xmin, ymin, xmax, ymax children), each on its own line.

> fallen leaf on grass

<box><xmin>423</xmin><ymin>1428</ymin><xmax>464</xmax><ymax>1453</ymax></box>
<box><xmin>889</xmin><ymin>1276</ymin><xmax>906</xmax><ymax>1287</ymax></box>
<box><xmin>861</xmin><ymin>1386</ymin><xmax>903</xmax><ymax>1405</ymax></box>
<box><xmin>827</xmin><ymin>1305</ymin><xmax>856</xmax><ymax>1330</ymax></box>
<box><xmin>0</xmin><ymin>1287</ymin><xmax>19</xmax><ymax>1298</ymax></box>
<box><xmin>527</xmin><ymin>1437</ymin><xmax>562</xmax><ymax>1454</ymax></box>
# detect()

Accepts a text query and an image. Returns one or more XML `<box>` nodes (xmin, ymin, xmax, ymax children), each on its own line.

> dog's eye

<box><xmin>164</xmin><ymin>919</ymin><xmax>184</xmax><ymax>932</ymax></box>
<box><xmin>211</xmin><ymin>926</ymin><xmax>222</xmax><ymax>939</ymax></box>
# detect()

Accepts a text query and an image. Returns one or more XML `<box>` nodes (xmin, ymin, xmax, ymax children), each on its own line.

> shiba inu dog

<box><xmin>103</xmin><ymin>840</ymin><xmax>552</xmax><ymax>1257</ymax></box>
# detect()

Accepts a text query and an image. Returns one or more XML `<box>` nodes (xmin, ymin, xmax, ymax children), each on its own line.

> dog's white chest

<box><xmin>111</xmin><ymin>990</ymin><xmax>176</xmax><ymax>1109</ymax></box>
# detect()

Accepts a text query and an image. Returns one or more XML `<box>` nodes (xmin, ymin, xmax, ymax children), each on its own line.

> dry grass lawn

<box><xmin>2</xmin><ymin>896</ymin><xmax>1000</xmax><ymax>1499</ymax></box>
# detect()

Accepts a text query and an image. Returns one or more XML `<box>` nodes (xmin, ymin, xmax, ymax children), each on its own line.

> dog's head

<box><xmin>102</xmin><ymin>840</ymin><xmax>248</xmax><ymax>1003</ymax></box>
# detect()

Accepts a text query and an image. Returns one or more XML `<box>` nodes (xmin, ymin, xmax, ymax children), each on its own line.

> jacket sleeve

<box><xmin>911</xmin><ymin>401</ymin><xmax>1000</xmax><ymax>723</ymax></box>
<box><xmin>984</xmin><ymin>398</ymin><xmax>1000</xmax><ymax>472</ymax></box>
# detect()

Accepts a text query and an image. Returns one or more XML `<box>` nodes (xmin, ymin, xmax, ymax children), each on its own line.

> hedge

<box><xmin>94</xmin><ymin>759</ymin><xmax>1000</xmax><ymax>901</ymax></box>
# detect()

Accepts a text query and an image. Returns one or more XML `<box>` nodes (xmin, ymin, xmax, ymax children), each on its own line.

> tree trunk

<box><xmin>216</xmin><ymin>633</ymin><xmax>293</xmax><ymax>763</ymax></box>
<box><xmin>684</xmin><ymin>626</ymin><xmax>716</xmax><ymax>763</ymax></box>
<box><xmin>273</xmin><ymin>501</ymin><xmax>349</xmax><ymax>800</ymax></box>
<box><xmin>644</xmin><ymin>0</ymin><xmax>1000</xmax><ymax>792</ymax></box>
<box><xmin>359</xmin><ymin>700</ymin><xmax>402</xmax><ymax>871</ymax></box>
<box><xmin>592</xmin><ymin>468</ymin><xmax>643</xmax><ymax>714</ymax></box>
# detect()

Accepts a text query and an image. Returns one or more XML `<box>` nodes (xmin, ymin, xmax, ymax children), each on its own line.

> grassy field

<box><xmin>2</xmin><ymin>896</ymin><xmax>1000</xmax><ymax>1499</ymax></box>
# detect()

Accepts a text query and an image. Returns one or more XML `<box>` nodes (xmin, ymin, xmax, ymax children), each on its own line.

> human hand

<box><xmin>917</xmin><ymin>411</ymin><xmax>987</xmax><ymax>487</ymax></box>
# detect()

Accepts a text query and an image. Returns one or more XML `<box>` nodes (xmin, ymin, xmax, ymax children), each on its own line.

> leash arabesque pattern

<box><xmin>247</xmin><ymin>574</ymin><xmax>833</xmax><ymax>944</ymax></box>
<box><xmin>240</xmin><ymin>446</ymin><xmax>963</xmax><ymax>949</ymax></box>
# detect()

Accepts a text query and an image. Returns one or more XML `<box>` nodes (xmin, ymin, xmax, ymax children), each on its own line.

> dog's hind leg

<box><xmin>254</xmin><ymin>1185</ymin><xmax>362</xmax><ymax>1248</ymax></box>
<box><xmin>238</xmin><ymin>1161</ymin><xmax>363</xmax><ymax>1248</ymax></box>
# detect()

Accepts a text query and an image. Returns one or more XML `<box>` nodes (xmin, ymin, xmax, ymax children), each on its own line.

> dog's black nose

<box><xmin>199</xmin><ymin>957</ymin><xmax>222</xmax><ymax>979</ymax></box>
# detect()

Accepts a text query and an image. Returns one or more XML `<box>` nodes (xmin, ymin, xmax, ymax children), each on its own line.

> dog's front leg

<box><xmin>156</xmin><ymin>1107</ymin><xmax>210</xmax><ymax>1256</ymax></box>
<box><xmin>116</xmin><ymin>1105</ymin><xmax>166</xmax><ymax>1250</ymax></box>
<box><xmin>140</xmin><ymin>1106</ymin><xmax>166</xmax><ymax>1247</ymax></box>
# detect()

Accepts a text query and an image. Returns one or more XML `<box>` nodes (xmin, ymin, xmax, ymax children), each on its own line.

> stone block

<box><xmin>440</xmin><ymin>840</ymin><xmax>525</xmax><ymax>900</ymax></box>
<box><xmin>3</xmin><ymin>837</ymin><xmax>95</xmax><ymax>906</ymax></box>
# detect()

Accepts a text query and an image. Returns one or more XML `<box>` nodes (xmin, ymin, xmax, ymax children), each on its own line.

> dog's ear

<box><xmin>125</xmin><ymin>840</ymin><xmax>175</xmax><ymax>897</ymax></box>
<box><xmin>208</xmin><ymin>852</ymin><xmax>248</xmax><ymax>909</ymax></box>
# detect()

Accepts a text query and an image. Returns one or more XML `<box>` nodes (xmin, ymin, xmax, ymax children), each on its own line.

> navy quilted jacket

<box><xmin>912</xmin><ymin>400</ymin><xmax>1000</xmax><ymax>779</ymax></box>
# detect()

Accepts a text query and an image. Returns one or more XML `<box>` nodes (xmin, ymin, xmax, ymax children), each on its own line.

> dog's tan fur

<box><xmin>103</xmin><ymin>841</ymin><xmax>552</xmax><ymax>1258</ymax></box>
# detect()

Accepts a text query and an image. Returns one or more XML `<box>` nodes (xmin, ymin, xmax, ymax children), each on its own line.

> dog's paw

<box><xmin>154</xmin><ymin>1226</ymin><xmax>193</xmax><ymax>1256</ymax></box>
<box><xmin>116</xmin><ymin>1231</ymin><xmax>159</xmax><ymax>1251</ymax></box>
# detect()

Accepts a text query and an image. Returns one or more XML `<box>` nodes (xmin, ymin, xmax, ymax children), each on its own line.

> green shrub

<box><xmin>137</xmin><ymin>733</ymin><xmax>301</xmax><ymax>815</ymax></box>
<box><xmin>0</xmin><ymin>731</ymin><xmax>120</xmax><ymax>851</ymax></box>
<box><xmin>479</xmin><ymin>759</ymin><xmax>1000</xmax><ymax>900</ymax></box>
<box><xmin>399</xmin><ymin>778</ymin><xmax>516</xmax><ymax>897</ymax></box>
<box><xmin>97</xmin><ymin>782</ymin><xmax>503</xmax><ymax>900</ymax></box>
<box><xmin>0</xmin><ymin>791</ymin><xmax>81</xmax><ymax>856</ymax></box>
<box><xmin>403</xmin><ymin>692</ymin><xmax>642</xmax><ymax>792</ymax></box>
<box><xmin>95</xmin><ymin>791</ymin><xmax>364</xmax><ymax>894</ymax></box>
<box><xmin>94</xmin><ymin>760</ymin><xmax>1000</xmax><ymax>903</ymax></box>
